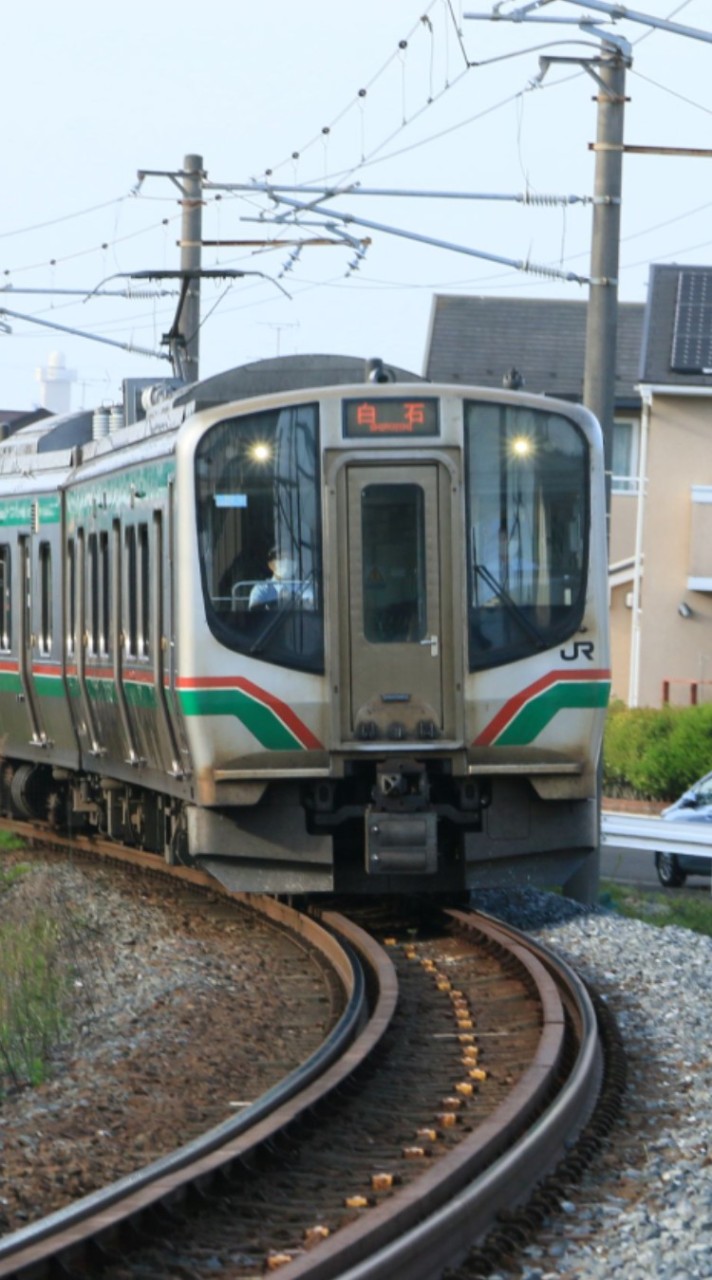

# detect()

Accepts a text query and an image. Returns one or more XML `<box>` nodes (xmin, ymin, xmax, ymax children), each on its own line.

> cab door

<box><xmin>341</xmin><ymin>463</ymin><xmax>455</xmax><ymax>743</ymax></box>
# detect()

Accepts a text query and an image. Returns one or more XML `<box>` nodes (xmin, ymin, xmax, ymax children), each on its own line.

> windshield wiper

<box><xmin>475</xmin><ymin>564</ymin><xmax>547</xmax><ymax>648</ymax></box>
<box><xmin>249</xmin><ymin>576</ymin><xmax>315</xmax><ymax>656</ymax></box>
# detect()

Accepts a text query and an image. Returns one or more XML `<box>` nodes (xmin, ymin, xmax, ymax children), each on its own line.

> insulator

<box><xmin>520</xmin><ymin>193</ymin><xmax>583</xmax><ymax>206</ymax></box>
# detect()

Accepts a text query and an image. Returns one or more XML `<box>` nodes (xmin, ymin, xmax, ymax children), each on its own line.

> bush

<box><xmin>603</xmin><ymin>701</ymin><xmax>712</xmax><ymax>800</ymax></box>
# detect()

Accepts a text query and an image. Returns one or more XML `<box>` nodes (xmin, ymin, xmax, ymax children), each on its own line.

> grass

<box><xmin>0</xmin><ymin>853</ymin><xmax>102</xmax><ymax>1094</ymax></box>
<box><xmin>599</xmin><ymin>880</ymin><xmax>712</xmax><ymax>937</ymax></box>
<box><xmin>0</xmin><ymin>829</ymin><xmax>27</xmax><ymax>854</ymax></box>
<box><xmin>0</xmin><ymin>913</ymin><xmax>72</xmax><ymax>1087</ymax></box>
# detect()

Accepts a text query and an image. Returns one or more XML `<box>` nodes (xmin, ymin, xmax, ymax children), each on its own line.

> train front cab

<box><xmin>185</xmin><ymin>383</ymin><xmax>609</xmax><ymax>897</ymax></box>
<box><xmin>322</xmin><ymin>388</ymin><xmax>609</xmax><ymax>896</ymax></box>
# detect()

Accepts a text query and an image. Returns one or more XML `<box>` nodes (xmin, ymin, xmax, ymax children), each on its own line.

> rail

<box><xmin>298</xmin><ymin>908</ymin><xmax>606</xmax><ymax>1280</ymax></box>
<box><xmin>0</xmin><ymin>898</ymin><xmax>389</xmax><ymax>1280</ymax></box>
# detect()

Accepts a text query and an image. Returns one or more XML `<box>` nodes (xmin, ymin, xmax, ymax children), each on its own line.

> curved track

<box><xmin>0</xmin><ymin>860</ymin><xmax>620</xmax><ymax>1278</ymax></box>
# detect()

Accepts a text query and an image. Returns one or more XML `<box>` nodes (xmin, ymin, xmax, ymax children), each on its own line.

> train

<box><xmin>0</xmin><ymin>353</ymin><xmax>610</xmax><ymax>898</ymax></box>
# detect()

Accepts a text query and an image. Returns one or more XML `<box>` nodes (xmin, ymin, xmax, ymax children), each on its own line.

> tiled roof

<box><xmin>424</xmin><ymin>294</ymin><xmax>645</xmax><ymax>404</ymax></box>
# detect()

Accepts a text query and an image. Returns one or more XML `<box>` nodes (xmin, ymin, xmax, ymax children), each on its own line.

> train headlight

<box><xmin>249</xmin><ymin>442</ymin><xmax>272</xmax><ymax>463</ymax></box>
<box><xmin>510</xmin><ymin>435</ymin><xmax>534</xmax><ymax>459</ymax></box>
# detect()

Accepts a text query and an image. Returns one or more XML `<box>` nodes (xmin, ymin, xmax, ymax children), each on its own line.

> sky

<box><xmin>1</xmin><ymin>0</ymin><xmax>711</xmax><ymax>411</ymax></box>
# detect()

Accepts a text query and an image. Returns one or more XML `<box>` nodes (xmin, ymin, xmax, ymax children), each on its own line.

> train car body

<box><xmin>0</xmin><ymin>355</ymin><xmax>610</xmax><ymax>897</ymax></box>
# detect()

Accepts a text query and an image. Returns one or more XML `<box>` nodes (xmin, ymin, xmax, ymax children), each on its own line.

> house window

<box><xmin>611</xmin><ymin>420</ymin><xmax>639</xmax><ymax>494</ymax></box>
<box><xmin>688</xmin><ymin>487</ymin><xmax>712</xmax><ymax>591</ymax></box>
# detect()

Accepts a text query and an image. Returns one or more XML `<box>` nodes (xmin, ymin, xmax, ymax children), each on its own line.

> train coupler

<box><xmin>365</xmin><ymin>807</ymin><xmax>438</xmax><ymax>875</ymax></box>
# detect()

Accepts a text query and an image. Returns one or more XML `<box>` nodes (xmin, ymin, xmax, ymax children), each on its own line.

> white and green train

<box><xmin>0</xmin><ymin>354</ymin><xmax>610</xmax><ymax>896</ymax></box>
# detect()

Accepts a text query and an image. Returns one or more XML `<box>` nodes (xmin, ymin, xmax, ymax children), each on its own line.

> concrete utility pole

<box><xmin>582</xmin><ymin>49</ymin><xmax>627</xmax><ymax>541</ymax></box>
<box><xmin>179</xmin><ymin>154</ymin><xmax>204</xmax><ymax>384</ymax></box>
<box><xmin>135</xmin><ymin>155</ymin><xmax>206</xmax><ymax>381</ymax></box>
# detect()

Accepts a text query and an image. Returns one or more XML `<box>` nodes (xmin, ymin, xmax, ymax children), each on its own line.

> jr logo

<box><xmin>560</xmin><ymin>641</ymin><xmax>595</xmax><ymax>662</ymax></box>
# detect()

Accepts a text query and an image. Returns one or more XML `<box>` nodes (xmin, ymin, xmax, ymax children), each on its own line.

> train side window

<box><xmin>125</xmin><ymin>526</ymin><xmax>138</xmax><ymax>659</ymax></box>
<box><xmin>66</xmin><ymin>538</ymin><xmax>75</xmax><ymax>657</ymax></box>
<box><xmin>465</xmin><ymin>401</ymin><xmax>589</xmax><ymax>670</ymax></box>
<box><xmin>100</xmin><ymin>531</ymin><xmax>110</xmax><ymax>657</ymax></box>
<box><xmin>39</xmin><ymin>541</ymin><xmax>52</xmax><ymax>655</ymax></box>
<box><xmin>0</xmin><ymin>544</ymin><xmax>11</xmax><ymax>651</ymax></box>
<box><xmin>138</xmin><ymin>523</ymin><xmax>150</xmax><ymax>658</ymax></box>
<box><xmin>87</xmin><ymin>533</ymin><xmax>99</xmax><ymax>656</ymax></box>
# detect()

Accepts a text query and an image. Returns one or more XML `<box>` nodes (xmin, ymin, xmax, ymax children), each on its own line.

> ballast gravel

<box><xmin>2</xmin><ymin>855</ymin><xmax>712</xmax><ymax>1278</ymax></box>
<box><xmin>472</xmin><ymin>887</ymin><xmax>712</xmax><ymax>1280</ymax></box>
<box><xmin>0</xmin><ymin>852</ymin><xmax>334</xmax><ymax>1235</ymax></box>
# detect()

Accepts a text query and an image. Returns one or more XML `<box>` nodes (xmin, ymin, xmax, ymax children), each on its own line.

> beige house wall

<box><xmin>609</xmin><ymin>492</ymin><xmax>637</xmax><ymax>565</ymax></box>
<box><xmin>609</xmin><ymin>583</ymin><xmax>633</xmax><ymax>704</ymax></box>
<box><xmin>608</xmin><ymin>393</ymin><xmax>712</xmax><ymax>708</ymax></box>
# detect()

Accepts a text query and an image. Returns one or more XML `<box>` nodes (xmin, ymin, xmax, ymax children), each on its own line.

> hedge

<box><xmin>603</xmin><ymin>700</ymin><xmax>712</xmax><ymax>800</ymax></box>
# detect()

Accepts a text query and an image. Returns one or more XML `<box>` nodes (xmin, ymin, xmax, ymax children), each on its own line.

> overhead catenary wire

<box><xmin>1</xmin><ymin>0</ymin><xmax>710</xmax><ymax>384</ymax></box>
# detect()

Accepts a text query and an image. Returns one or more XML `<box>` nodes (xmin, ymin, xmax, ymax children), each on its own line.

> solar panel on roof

<box><xmin>671</xmin><ymin>270</ymin><xmax>712</xmax><ymax>373</ymax></box>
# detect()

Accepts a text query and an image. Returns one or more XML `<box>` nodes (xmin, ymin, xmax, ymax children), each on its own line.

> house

<box><xmin>424</xmin><ymin>274</ymin><xmax>712</xmax><ymax>708</ymax></box>
<box><xmin>629</xmin><ymin>264</ymin><xmax>712</xmax><ymax>708</ymax></box>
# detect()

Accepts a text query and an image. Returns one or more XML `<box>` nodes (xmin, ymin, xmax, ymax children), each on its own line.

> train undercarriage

<box><xmin>0</xmin><ymin>755</ymin><xmax>597</xmax><ymax>900</ymax></box>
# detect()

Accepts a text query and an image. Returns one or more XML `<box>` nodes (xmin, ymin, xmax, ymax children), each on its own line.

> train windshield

<box><xmin>195</xmin><ymin>403</ymin><xmax>324</xmax><ymax>673</ymax></box>
<box><xmin>464</xmin><ymin>402</ymin><xmax>588</xmax><ymax>670</ymax></box>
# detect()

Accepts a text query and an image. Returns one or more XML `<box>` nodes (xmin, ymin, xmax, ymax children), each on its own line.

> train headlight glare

<box><xmin>510</xmin><ymin>435</ymin><xmax>534</xmax><ymax>459</ymax></box>
<box><xmin>249</xmin><ymin>442</ymin><xmax>272</xmax><ymax>463</ymax></box>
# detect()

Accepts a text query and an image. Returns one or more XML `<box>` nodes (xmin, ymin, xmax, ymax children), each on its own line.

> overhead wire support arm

<box><xmin>552</xmin><ymin>0</ymin><xmax>712</xmax><ymax>46</ymax></box>
<box><xmin>126</xmin><ymin>267</ymin><xmax>290</xmax><ymax>296</ymax></box>
<box><xmin>210</xmin><ymin>179</ymin><xmax>590</xmax><ymax>206</ymax></box>
<box><xmin>241</xmin><ymin>187</ymin><xmax>592</xmax><ymax>284</ymax></box>
<box><xmin>466</xmin><ymin>1</ymin><xmax>712</xmax><ymax>45</ymax></box>
<box><xmin>465</xmin><ymin>8</ymin><xmax>595</xmax><ymax>25</ymax></box>
<box><xmin>123</xmin><ymin>267</ymin><xmax>291</xmax><ymax>378</ymax></box>
<box><xmin>0</xmin><ymin>285</ymin><xmax>178</xmax><ymax>299</ymax></box>
<box><xmin>0</xmin><ymin>305</ymin><xmax>171</xmax><ymax>362</ymax></box>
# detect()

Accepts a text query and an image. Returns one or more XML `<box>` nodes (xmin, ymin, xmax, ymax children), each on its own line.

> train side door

<box><xmin>150</xmin><ymin>509</ymin><xmax>183</xmax><ymax>775</ymax></box>
<box><xmin>74</xmin><ymin>528</ymin><xmax>102</xmax><ymax>755</ymax></box>
<box><xmin>341</xmin><ymin>463</ymin><xmax>455</xmax><ymax>742</ymax></box>
<box><xmin>18</xmin><ymin>535</ymin><xmax>45</xmax><ymax>745</ymax></box>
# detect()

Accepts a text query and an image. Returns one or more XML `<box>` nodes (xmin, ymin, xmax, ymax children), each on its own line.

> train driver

<box><xmin>248</xmin><ymin>547</ymin><xmax>315</xmax><ymax>610</ymax></box>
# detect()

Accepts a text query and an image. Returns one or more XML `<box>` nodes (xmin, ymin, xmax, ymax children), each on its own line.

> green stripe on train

<box><xmin>64</xmin><ymin>675</ymin><xmax>158</xmax><ymax>710</ymax></box>
<box><xmin>66</xmin><ymin>460</ymin><xmax>175</xmax><ymax>520</ymax></box>
<box><xmin>178</xmin><ymin>687</ymin><xmax>303</xmax><ymax>751</ymax></box>
<box><xmin>34</xmin><ymin>675</ymin><xmax>66</xmax><ymax>698</ymax></box>
<box><xmin>0</xmin><ymin>494</ymin><xmax>61</xmax><ymax>527</ymax></box>
<box><xmin>494</xmin><ymin>681</ymin><xmax>611</xmax><ymax>746</ymax></box>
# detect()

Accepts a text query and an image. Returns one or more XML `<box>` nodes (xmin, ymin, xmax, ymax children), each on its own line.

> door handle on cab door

<box><xmin>420</xmin><ymin>635</ymin><xmax>439</xmax><ymax>657</ymax></box>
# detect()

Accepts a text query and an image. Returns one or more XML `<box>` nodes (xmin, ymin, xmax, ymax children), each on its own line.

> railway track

<box><xmin>0</xmin><ymin>833</ymin><xmax>624</xmax><ymax>1279</ymax></box>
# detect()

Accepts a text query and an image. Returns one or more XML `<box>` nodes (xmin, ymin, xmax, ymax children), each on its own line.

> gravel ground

<box><xmin>0</xmin><ymin>851</ymin><xmax>335</xmax><ymax>1237</ymax></box>
<box><xmin>472</xmin><ymin>888</ymin><xmax>712</xmax><ymax>1280</ymax></box>
<box><xmin>3</xmin><ymin>854</ymin><xmax>711</xmax><ymax>1278</ymax></box>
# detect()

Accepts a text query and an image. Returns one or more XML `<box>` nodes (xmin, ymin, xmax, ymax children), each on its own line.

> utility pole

<box><xmin>136</xmin><ymin>154</ymin><xmax>205</xmax><ymax>381</ymax></box>
<box><xmin>179</xmin><ymin>154</ymin><xmax>204</xmax><ymax>384</ymax></box>
<box><xmin>582</xmin><ymin>48</ymin><xmax>627</xmax><ymax>541</ymax></box>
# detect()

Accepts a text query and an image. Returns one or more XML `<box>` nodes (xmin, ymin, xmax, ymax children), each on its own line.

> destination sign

<box><xmin>343</xmin><ymin>397</ymin><xmax>440</xmax><ymax>438</ymax></box>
